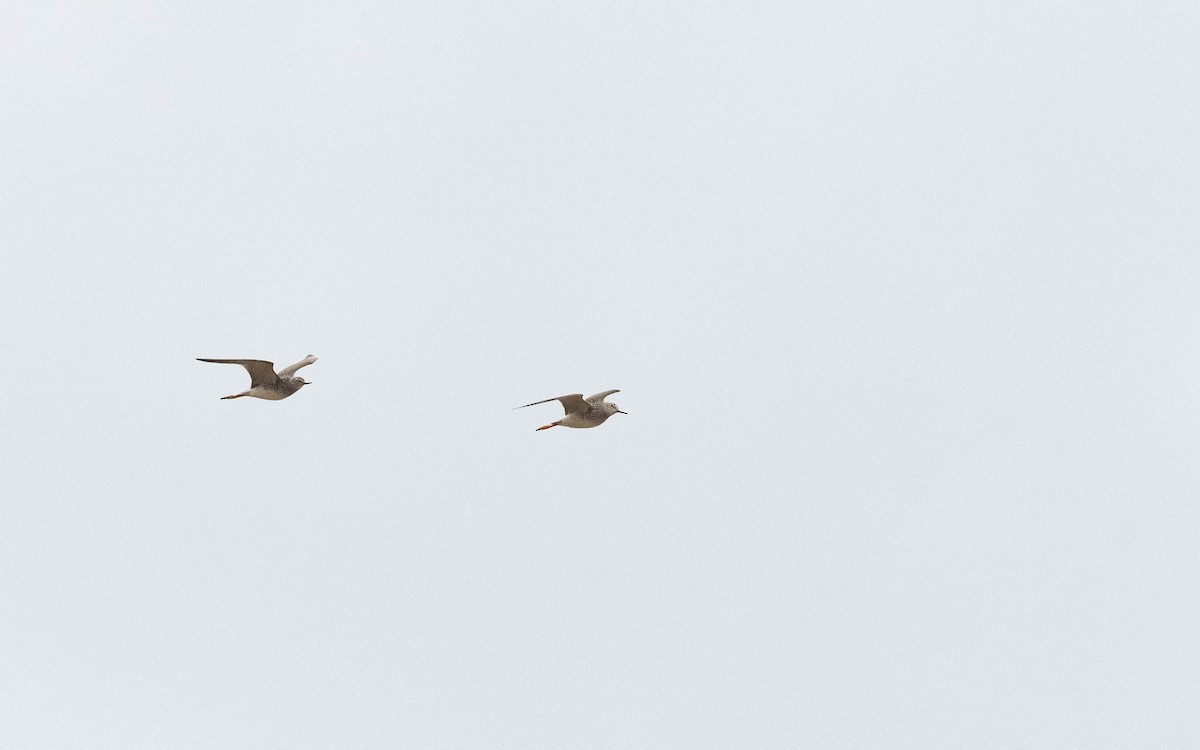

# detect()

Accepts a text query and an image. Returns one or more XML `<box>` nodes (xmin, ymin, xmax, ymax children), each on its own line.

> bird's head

<box><xmin>605</xmin><ymin>402</ymin><xmax>626</xmax><ymax>416</ymax></box>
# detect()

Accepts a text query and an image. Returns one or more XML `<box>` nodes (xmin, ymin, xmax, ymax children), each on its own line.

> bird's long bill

<box><xmin>618</xmin><ymin>410</ymin><xmax>628</xmax><ymax>414</ymax></box>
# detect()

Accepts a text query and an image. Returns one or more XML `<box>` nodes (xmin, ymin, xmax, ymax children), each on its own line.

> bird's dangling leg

<box><xmin>535</xmin><ymin>422</ymin><xmax>558</xmax><ymax>431</ymax></box>
<box><xmin>221</xmin><ymin>394</ymin><xmax>245</xmax><ymax>400</ymax></box>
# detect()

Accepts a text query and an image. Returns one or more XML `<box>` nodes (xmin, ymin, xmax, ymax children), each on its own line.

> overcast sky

<box><xmin>2</xmin><ymin>1</ymin><xmax>1198</xmax><ymax>747</ymax></box>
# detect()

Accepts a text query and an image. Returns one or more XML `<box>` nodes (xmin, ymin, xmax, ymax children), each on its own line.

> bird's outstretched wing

<box><xmin>279</xmin><ymin>355</ymin><xmax>318</xmax><ymax>378</ymax></box>
<box><xmin>586</xmin><ymin>389</ymin><xmax>620</xmax><ymax>404</ymax></box>
<box><xmin>516</xmin><ymin>394</ymin><xmax>588</xmax><ymax>415</ymax></box>
<box><xmin>197</xmin><ymin>359</ymin><xmax>279</xmax><ymax>388</ymax></box>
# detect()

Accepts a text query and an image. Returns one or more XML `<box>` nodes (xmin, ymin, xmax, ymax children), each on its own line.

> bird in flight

<box><xmin>197</xmin><ymin>355</ymin><xmax>317</xmax><ymax>400</ymax></box>
<box><xmin>516</xmin><ymin>390</ymin><xmax>626</xmax><ymax>431</ymax></box>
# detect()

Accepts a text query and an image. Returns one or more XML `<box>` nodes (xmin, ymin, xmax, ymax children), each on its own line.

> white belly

<box><xmin>559</xmin><ymin>412</ymin><xmax>607</xmax><ymax>428</ymax></box>
<box><xmin>246</xmin><ymin>386</ymin><xmax>289</xmax><ymax>400</ymax></box>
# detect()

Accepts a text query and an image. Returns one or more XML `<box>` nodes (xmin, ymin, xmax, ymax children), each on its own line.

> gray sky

<box><xmin>2</xmin><ymin>1</ymin><xmax>1198</xmax><ymax>747</ymax></box>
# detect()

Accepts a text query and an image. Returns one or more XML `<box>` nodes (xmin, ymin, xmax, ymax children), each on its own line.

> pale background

<box><xmin>2</xmin><ymin>1</ymin><xmax>1198</xmax><ymax>747</ymax></box>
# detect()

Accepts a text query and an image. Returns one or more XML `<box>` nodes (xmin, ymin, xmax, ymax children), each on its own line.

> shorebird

<box><xmin>516</xmin><ymin>390</ymin><xmax>626</xmax><ymax>431</ymax></box>
<box><xmin>197</xmin><ymin>355</ymin><xmax>317</xmax><ymax>400</ymax></box>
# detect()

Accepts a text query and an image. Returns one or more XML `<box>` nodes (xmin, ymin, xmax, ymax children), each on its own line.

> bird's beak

<box><xmin>617</xmin><ymin>410</ymin><xmax>628</xmax><ymax>414</ymax></box>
